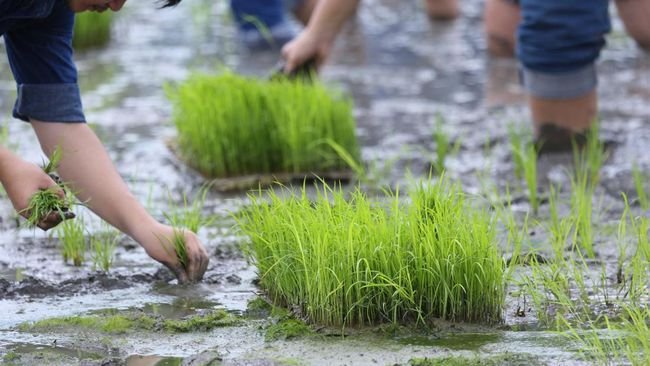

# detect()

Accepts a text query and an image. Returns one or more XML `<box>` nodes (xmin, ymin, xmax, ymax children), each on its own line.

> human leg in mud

<box><xmin>615</xmin><ymin>0</ymin><xmax>650</xmax><ymax>51</ymax></box>
<box><xmin>423</xmin><ymin>0</ymin><xmax>460</xmax><ymax>20</ymax></box>
<box><xmin>484</xmin><ymin>0</ymin><xmax>520</xmax><ymax>58</ymax></box>
<box><xmin>517</xmin><ymin>0</ymin><xmax>610</xmax><ymax>152</ymax></box>
<box><xmin>1</xmin><ymin>0</ymin><xmax>209</xmax><ymax>283</ymax></box>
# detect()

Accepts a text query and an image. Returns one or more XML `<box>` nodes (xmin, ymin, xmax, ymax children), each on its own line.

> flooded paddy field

<box><xmin>1</xmin><ymin>0</ymin><xmax>649</xmax><ymax>365</ymax></box>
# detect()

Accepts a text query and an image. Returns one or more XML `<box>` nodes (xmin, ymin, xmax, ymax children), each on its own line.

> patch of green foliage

<box><xmin>265</xmin><ymin>318</ymin><xmax>313</xmax><ymax>341</ymax></box>
<box><xmin>167</xmin><ymin>71</ymin><xmax>360</xmax><ymax>178</ymax></box>
<box><xmin>408</xmin><ymin>353</ymin><xmax>545</xmax><ymax>366</ymax></box>
<box><xmin>163</xmin><ymin>309</ymin><xmax>239</xmax><ymax>332</ymax></box>
<box><xmin>245</xmin><ymin>297</ymin><xmax>274</xmax><ymax>319</ymax></box>
<box><xmin>2</xmin><ymin>351</ymin><xmax>20</xmax><ymax>362</ymax></box>
<box><xmin>73</xmin><ymin>12</ymin><xmax>112</xmax><ymax>49</ymax></box>
<box><xmin>19</xmin><ymin>313</ymin><xmax>154</xmax><ymax>334</ymax></box>
<box><xmin>20</xmin><ymin>310</ymin><xmax>238</xmax><ymax>335</ymax></box>
<box><xmin>238</xmin><ymin>176</ymin><xmax>505</xmax><ymax>326</ymax></box>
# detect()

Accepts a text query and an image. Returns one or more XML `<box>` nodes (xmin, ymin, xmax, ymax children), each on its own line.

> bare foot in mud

<box><xmin>144</xmin><ymin>224</ymin><xmax>210</xmax><ymax>284</ymax></box>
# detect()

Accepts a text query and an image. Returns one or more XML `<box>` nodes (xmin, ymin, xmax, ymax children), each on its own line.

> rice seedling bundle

<box><xmin>168</xmin><ymin>72</ymin><xmax>359</xmax><ymax>178</ymax></box>
<box><xmin>239</xmin><ymin>179</ymin><xmax>504</xmax><ymax>326</ymax></box>
<box><xmin>73</xmin><ymin>12</ymin><xmax>112</xmax><ymax>49</ymax></box>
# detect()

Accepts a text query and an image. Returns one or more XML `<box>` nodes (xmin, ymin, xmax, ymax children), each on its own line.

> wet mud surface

<box><xmin>1</xmin><ymin>0</ymin><xmax>650</xmax><ymax>365</ymax></box>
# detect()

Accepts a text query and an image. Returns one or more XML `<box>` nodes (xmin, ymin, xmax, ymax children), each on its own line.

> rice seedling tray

<box><xmin>166</xmin><ymin>139</ymin><xmax>354</xmax><ymax>192</ymax></box>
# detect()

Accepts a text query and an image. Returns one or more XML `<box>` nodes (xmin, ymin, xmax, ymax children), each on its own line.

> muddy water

<box><xmin>1</xmin><ymin>0</ymin><xmax>649</xmax><ymax>365</ymax></box>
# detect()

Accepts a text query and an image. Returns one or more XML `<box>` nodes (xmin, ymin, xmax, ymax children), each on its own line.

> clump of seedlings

<box><xmin>238</xmin><ymin>177</ymin><xmax>505</xmax><ymax>326</ymax></box>
<box><xmin>57</xmin><ymin>217</ymin><xmax>87</xmax><ymax>266</ymax></box>
<box><xmin>164</xmin><ymin>186</ymin><xmax>214</xmax><ymax>233</ymax></box>
<box><xmin>73</xmin><ymin>11</ymin><xmax>112</xmax><ymax>49</ymax></box>
<box><xmin>159</xmin><ymin>229</ymin><xmax>189</xmax><ymax>275</ymax></box>
<box><xmin>90</xmin><ymin>227</ymin><xmax>119</xmax><ymax>272</ymax></box>
<box><xmin>167</xmin><ymin>71</ymin><xmax>360</xmax><ymax>178</ymax></box>
<box><xmin>22</xmin><ymin>147</ymin><xmax>76</xmax><ymax>229</ymax></box>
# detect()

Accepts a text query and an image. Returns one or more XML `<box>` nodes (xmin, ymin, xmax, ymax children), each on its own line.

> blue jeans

<box><xmin>1</xmin><ymin>0</ymin><xmax>85</xmax><ymax>122</ymax></box>
<box><xmin>517</xmin><ymin>0</ymin><xmax>611</xmax><ymax>99</ymax></box>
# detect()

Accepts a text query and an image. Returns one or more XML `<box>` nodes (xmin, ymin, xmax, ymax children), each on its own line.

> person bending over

<box><xmin>0</xmin><ymin>0</ymin><xmax>209</xmax><ymax>283</ymax></box>
<box><xmin>284</xmin><ymin>0</ymin><xmax>650</xmax><ymax>151</ymax></box>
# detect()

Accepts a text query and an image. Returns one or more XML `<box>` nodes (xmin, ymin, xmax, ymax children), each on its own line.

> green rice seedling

<box><xmin>632</xmin><ymin>164</ymin><xmax>648</xmax><ymax>211</ymax></box>
<box><xmin>167</xmin><ymin>71</ymin><xmax>360</xmax><ymax>178</ymax></box>
<box><xmin>547</xmin><ymin>185</ymin><xmax>574</xmax><ymax>261</ymax></box>
<box><xmin>41</xmin><ymin>145</ymin><xmax>63</xmax><ymax>175</ymax></box>
<box><xmin>507</xmin><ymin>124</ymin><xmax>538</xmax><ymax>212</ymax></box>
<box><xmin>164</xmin><ymin>185</ymin><xmax>214</xmax><ymax>233</ymax></box>
<box><xmin>238</xmin><ymin>177</ymin><xmax>504</xmax><ymax>326</ymax></box>
<box><xmin>570</xmin><ymin>165</ymin><xmax>595</xmax><ymax>258</ymax></box>
<box><xmin>507</xmin><ymin>123</ymin><xmax>526</xmax><ymax>180</ymax></box>
<box><xmin>616</xmin><ymin>194</ymin><xmax>631</xmax><ymax>285</ymax></box>
<box><xmin>73</xmin><ymin>12</ymin><xmax>112</xmax><ymax>49</ymax></box>
<box><xmin>90</xmin><ymin>229</ymin><xmax>118</xmax><ymax>272</ymax></box>
<box><xmin>624</xmin><ymin>216</ymin><xmax>650</xmax><ymax>304</ymax></box>
<box><xmin>56</xmin><ymin>217</ymin><xmax>87</xmax><ymax>266</ymax></box>
<box><xmin>497</xmin><ymin>187</ymin><xmax>528</xmax><ymax>273</ymax></box>
<box><xmin>573</xmin><ymin>122</ymin><xmax>606</xmax><ymax>186</ymax></box>
<box><xmin>160</xmin><ymin>229</ymin><xmax>189</xmax><ymax>272</ymax></box>
<box><xmin>522</xmin><ymin>143</ymin><xmax>539</xmax><ymax>214</ymax></box>
<box><xmin>431</xmin><ymin>115</ymin><xmax>460</xmax><ymax>175</ymax></box>
<box><xmin>562</xmin><ymin>305</ymin><xmax>650</xmax><ymax>366</ymax></box>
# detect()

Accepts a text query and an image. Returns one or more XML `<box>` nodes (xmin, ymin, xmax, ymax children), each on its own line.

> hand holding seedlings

<box><xmin>152</xmin><ymin>228</ymin><xmax>209</xmax><ymax>284</ymax></box>
<box><xmin>0</xmin><ymin>147</ymin><xmax>74</xmax><ymax>231</ymax></box>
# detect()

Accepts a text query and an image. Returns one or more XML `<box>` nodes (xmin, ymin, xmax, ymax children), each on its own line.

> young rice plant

<box><xmin>238</xmin><ymin>178</ymin><xmax>505</xmax><ymax>326</ymax></box>
<box><xmin>91</xmin><ymin>229</ymin><xmax>119</xmax><ymax>272</ymax></box>
<box><xmin>57</xmin><ymin>217</ymin><xmax>87</xmax><ymax>266</ymax></box>
<box><xmin>167</xmin><ymin>71</ymin><xmax>360</xmax><ymax>178</ymax></box>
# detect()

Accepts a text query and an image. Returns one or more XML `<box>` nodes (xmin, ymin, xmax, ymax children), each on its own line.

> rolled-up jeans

<box><xmin>516</xmin><ymin>0</ymin><xmax>611</xmax><ymax>99</ymax></box>
<box><xmin>1</xmin><ymin>0</ymin><xmax>85</xmax><ymax>123</ymax></box>
<box><xmin>230</xmin><ymin>0</ymin><xmax>305</xmax><ymax>31</ymax></box>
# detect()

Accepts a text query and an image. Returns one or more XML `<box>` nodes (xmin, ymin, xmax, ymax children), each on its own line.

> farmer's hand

<box><xmin>282</xmin><ymin>30</ymin><xmax>331</xmax><ymax>73</ymax></box>
<box><xmin>0</xmin><ymin>154</ymin><xmax>73</xmax><ymax>230</ymax></box>
<box><xmin>147</xmin><ymin>227</ymin><xmax>210</xmax><ymax>284</ymax></box>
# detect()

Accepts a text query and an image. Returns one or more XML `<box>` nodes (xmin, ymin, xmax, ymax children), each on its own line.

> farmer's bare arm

<box><xmin>282</xmin><ymin>0</ymin><xmax>361</xmax><ymax>72</ymax></box>
<box><xmin>29</xmin><ymin>121</ymin><xmax>209</xmax><ymax>283</ymax></box>
<box><xmin>0</xmin><ymin>146</ymin><xmax>69</xmax><ymax>230</ymax></box>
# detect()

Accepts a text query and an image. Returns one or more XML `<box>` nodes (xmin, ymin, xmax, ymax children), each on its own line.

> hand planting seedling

<box><xmin>158</xmin><ymin>228</ymin><xmax>201</xmax><ymax>284</ymax></box>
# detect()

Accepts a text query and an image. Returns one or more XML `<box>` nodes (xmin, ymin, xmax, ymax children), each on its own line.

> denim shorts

<box><xmin>517</xmin><ymin>0</ymin><xmax>610</xmax><ymax>99</ymax></box>
<box><xmin>0</xmin><ymin>0</ymin><xmax>85</xmax><ymax>123</ymax></box>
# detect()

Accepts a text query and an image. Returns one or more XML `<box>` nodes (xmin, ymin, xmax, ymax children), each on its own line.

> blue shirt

<box><xmin>1</xmin><ymin>0</ymin><xmax>85</xmax><ymax>122</ymax></box>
